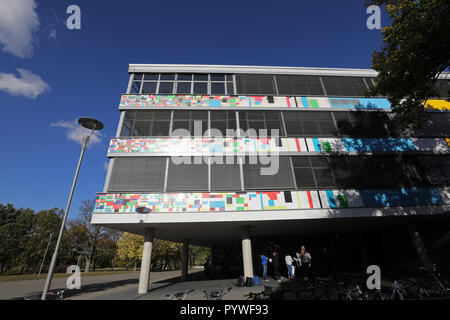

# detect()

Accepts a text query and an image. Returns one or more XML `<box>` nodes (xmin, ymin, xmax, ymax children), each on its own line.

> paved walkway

<box><xmin>1</xmin><ymin>270</ymin><xmax>189</xmax><ymax>300</ymax></box>
<box><xmin>1</xmin><ymin>269</ymin><xmax>286</xmax><ymax>300</ymax></box>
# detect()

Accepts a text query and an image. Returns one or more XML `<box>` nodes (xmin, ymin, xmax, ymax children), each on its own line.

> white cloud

<box><xmin>0</xmin><ymin>68</ymin><xmax>50</xmax><ymax>98</ymax></box>
<box><xmin>49</xmin><ymin>29</ymin><xmax>56</xmax><ymax>40</ymax></box>
<box><xmin>50</xmin><ymin>120</ymin><xmax>104</xmax><ymax>148</ymax></box>
<box><xmin>103</xmin><ymin>162</ymin><xmax>109</xmax><ymax>171</ymax></box>
<box><xmin>0</xmin><ymin>0</ymin><xmax>40</xmax><ymax>58</ymax></box>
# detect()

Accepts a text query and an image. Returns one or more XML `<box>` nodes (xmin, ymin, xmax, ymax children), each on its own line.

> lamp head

<box><xmin>78</xmin><ymin>117</ymin><xmax>104</xmax><ymax>130</ymax></box>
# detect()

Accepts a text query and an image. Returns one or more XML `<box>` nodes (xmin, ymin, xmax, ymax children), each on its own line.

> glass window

<box><xmin>283</xmin><ymin>112</ymin><xmax>303</xmax><ymax>136</ymax></box>
<box><xmin>133</xmin><ymin>73</ymin><xmax>143</xmax><ymax>81</ymax></box>
<box><xmin>167</xmin><ymin>161</ymin><xmax>208</xmax><ymax>191</ymax></box>
<box><xmin>239</xmin><ymin>111</ymin><xmax>284</xmax><ymax>136</ymax></box>
<box><xmin>210</xmin><ymin>111</ymin><xmax>236</xmax><ymax>136</ymax></box>
<box><xmin>125</xmin><ymin>110</ymin><xmax>136</xmax><ymax>119</ymax></box>
<box><xmin>321</xmin><ymin>76</ymin><xmax>368</xmax><ymax>96</ymax></box>
<box><xmin>227</xmin><ymin>82</ymin><xmax>234</xmax><ymax>95</ymax></box>
<box><xmin>108</xmin><ymin>157</ymin><xmax>167</xmax><ymax>192</ymax></box>
<box><xmin>120</xmin><ymin>111</ymin><xmax>170</xmax><ymax>137</ymax></box>
<box><xmin>142</xmin><ymin>82</ymin><xmax>157</xmax><ymax>94</ymax></box>
<box><xmin>160</xmin><ymin>73</ymin><xmax>175</xmax><ymax>80</ymax></box>
<box><xmin>194</xmin><ymin>74</ymin><xmax>208</xmax><ymax>81</ymax></box>
<box><xmin>211</xmin><ymin>74</ymin><xmax>225</xmax><ymax>81</ymax></box>
<box><xmin>132</xmin><ymin>121</ymin><xmax>151</xmax><ymax>136</ymax></box>
<box><xmin>151</xmin><ymin>121</ymin><xmax>170</xmax><ymax>136</ymax></box>
<box><xmin>144</xmin><ymin>73</ymin><xmax>159</xmax><ymax>80</ymax></box>
<box><xmin>236</xmin><ymin>74</ymin><xmax>276</xmax><ymax>95</ymax></box>
<box><xmin>176</xmin><ymin>82</ymin><xmax>191</xmax><ymax>94</ymax></box>
<box><xmin>120</xmin><ymin>119</ymin><xmax>132</xmax><ymax>136</ymax></box>
<box><xmin>177</xmin><ymin>73</ymin><xmax>193</xmax><ymax>81</ymax></box>
<box><xmin>243</xmin><ymin>157</ymin><xmax>295</xmax><ymax>190</ymax></box>
<box><xmin>211</xmin><ymin>161</ymin><xmax>241</xmax><ymax>191</ymax></box>
<box><xmin>194</xmin><ymin>82</ymin><xmax>208</xmax><ymax>94</ymax></box>
<box><xmin>131</xmin><ymin>81</ymin><xmax>141</xmax><ymax>94</ymax></box>
<box><xmin>153</xmin><ymin>110</ymin><xmax>171</xmax><ymax>120</ymax></box>
<box><xmin>275</xmin><ymin>75</ymin><xmax>324</xmax><ymax>96</ymax></box>
<box><xmin>172</xmin><ymin>111</ymin><xmax>207</xmax><ymax>136</ymax></box>
<box><xmin>135</xmin><ymin>111</ymin><xmax>153</xmax><ymax>120</ymax></box>
<box><xmin>211</xmin><ymin>82</ymin><xmax>225</xmax><ymax>94</ymax></box>
<box><xmin>158</xmin><ymin>82</ymin><xmax>174</xmax><ymax>94</ymax></box>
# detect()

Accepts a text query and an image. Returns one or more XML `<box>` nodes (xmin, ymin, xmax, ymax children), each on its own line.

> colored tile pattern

<box><xmin>93</xmin><ymin>187</ymin><xmax>448</xmax><ymax>214</ymax></box>
<box><xmin>119</xmin><ymin>95</ymin><xmax>393</xmax><ymax>110</ymax></box>
<box><xmin>119</xmin><ymin>95</ymin><xmax>296</xmax><ymax>108</ymax></box>
<box><xmin>108</xmin><ymin>137</ymin><xmax>450</xmax><ymax>155</ymax></box>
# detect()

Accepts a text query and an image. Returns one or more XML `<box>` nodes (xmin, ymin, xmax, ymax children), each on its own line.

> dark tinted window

<box><xmin>108</xmin><ymin>157</ymin><xmax>166</xmax><ymax>192</ymax></box>
<box><xmin>276</xmin><ymin>75</ymin><xmax>324</xmax><ymax>96</ymax></box>
<box><xmin>166</xmin><ymin>160</ymin><xmax>208</xmax><ymax>191</ymax></box>
<box><xmin>236</xmin><ymin>74</ymin><xmax>276</xmax><ymax>95</ymax></box>
<box><xmin>239</xmin><ymin>111</ymin><xmax>285</xmax><ymax>136</ymax></box>
<box><xmin>243</xmin><ymin>157</ymin><xmax>295</xmax><ymax>190</ymax></box>
<box><xmin>292</xmin><ymin>155</ymin><xmax>441</xmax><ymax>189</ymax></box>
<box><xmin>211</xmin><ymin>160</ymin><xmax>241</xmax><ymax>191</ymax></box>
<box><xmin>321</xmin><ymin>76</ymin><xmax>368</xmax><ymax>96</ymax></box>
<box><xmin>121</xmin><ymin>111</ymin><xmax>170</xmax><ymax>137</ymax></box>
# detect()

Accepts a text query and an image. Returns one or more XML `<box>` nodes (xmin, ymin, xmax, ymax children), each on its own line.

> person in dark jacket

<box><xmin>271</xmin><ymin>251</ymin><xmax>280</xmax><ymax>281</ymax></box>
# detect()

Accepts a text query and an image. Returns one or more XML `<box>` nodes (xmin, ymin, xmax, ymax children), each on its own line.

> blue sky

<box><xmin>0</xmin><ymin>0</ymin><xmax>389</xmax><ymax>218</ymax></box>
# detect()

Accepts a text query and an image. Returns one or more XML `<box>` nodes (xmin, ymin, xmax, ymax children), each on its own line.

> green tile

<box><xmin>337</xmin><ymin>194</ymin><xmax>348</xmax><ymax>208</ymax></box>
<box><xmin>310</xmin><ymin>100</ymin><xmax>319</xmax><ymax>108</ymax></box>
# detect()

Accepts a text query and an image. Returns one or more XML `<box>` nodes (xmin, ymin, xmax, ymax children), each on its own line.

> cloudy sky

<box><xmin>0</xmin><ymin>0</ymin><xmax>388</xmax><ymax>217</ymax></box>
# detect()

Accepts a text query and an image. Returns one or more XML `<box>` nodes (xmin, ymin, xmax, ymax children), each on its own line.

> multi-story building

<box><xmin>91</xmin><ymin>64</ymin><xmax>450</xmax><ymax>293</ymax></box>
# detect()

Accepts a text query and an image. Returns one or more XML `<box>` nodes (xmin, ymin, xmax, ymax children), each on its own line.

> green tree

<box><xmin>366</xmin><ymin>0</ymin><xmax>450</xmax><ymax>126</ymax></box>
<box><xmin>18</xmin><ymin>208</ymin><xmax>63</xmax><ymax>274</ymax></box>
<box><xmin>189</xmin><ymin>245</ymin><xmax>211</xmax><ymax>267</ymax></box>
<box><xmin>152</xmin><ymin>239</ymin><xmax>182</xmax><ymax>271</ymax></box>
<box><xmin>0</xmin><ymin>204</ymin><xmax>63</xmax><ymax>274</ymax></box>
<box><xmin>117</xmin><ymin>232</ymin><xmax>143</xmax><ymax>271</ymax></box>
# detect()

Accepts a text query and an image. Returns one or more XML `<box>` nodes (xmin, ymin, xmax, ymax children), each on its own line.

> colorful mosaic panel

<box><xmin>108</xmin><ymin>137</ymin><xmax>450</xmax><ymax>155</ymax></box>
<box><xmin>93</xmin><ymin>187</ymin><xmax>448</xmax><ymax>214</ymax></box>
<box><xmin>119</xmin><ymin>95</ymin><xmax>394</xmax><ymax>110</ymax></box>
<box><xmin>119</xmin><ymin>95</ymin><xmax>296</xmax><ymax>108</ymax></box>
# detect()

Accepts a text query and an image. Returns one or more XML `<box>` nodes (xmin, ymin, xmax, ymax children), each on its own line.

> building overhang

<box><xmin>91</xmin><ymin>206</ymin><xmax>450</xmax><ymax>245</ymax></box>
<box><xmin>128</xmin><ymin>63</ymin><xmax>450</xmax><ymax>80</ymax></box>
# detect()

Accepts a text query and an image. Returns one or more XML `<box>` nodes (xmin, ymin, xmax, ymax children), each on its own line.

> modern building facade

<box><xmin>91</xmin><ymin>64</ymin><xmax>450</xmax><ymax>292</ymax></box>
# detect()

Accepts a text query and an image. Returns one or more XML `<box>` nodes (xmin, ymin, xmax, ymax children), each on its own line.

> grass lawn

<box><xmin>0</xmin><ymin>269</ymin><xmax>137</xmax><ymax>282</ymax></box>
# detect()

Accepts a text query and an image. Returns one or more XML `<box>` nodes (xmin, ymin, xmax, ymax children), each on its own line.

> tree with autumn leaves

<box><xmin>116</xmin><ymin>232</ymin><xmax>210</xmax><ymax>271</ymax></box>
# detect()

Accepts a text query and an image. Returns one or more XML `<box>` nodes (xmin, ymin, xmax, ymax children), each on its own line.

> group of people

<box><xmin>260</xmin><ymin>245</ymin><xmax>313</xmax><ymax>282</ymax></box>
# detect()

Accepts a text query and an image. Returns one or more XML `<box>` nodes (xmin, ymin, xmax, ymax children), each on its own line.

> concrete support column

<box><xmin>181</xmin><ymin>239</ymin><xmax>189</xmax><ymax>281</ymax></box>
<box><xmin>138</xmin><ymin>228</ymin><xmax>154</xmax><ymax>294</ymax></box>
<box><xmin>241</xmin><ymin>226</ymin><xmax>254</xmax><ymax>278</ymax></box>
<box><xmin>408</xmin><ymin>224</ymin><xmax>433</xmax><ymax>269</ymax></box>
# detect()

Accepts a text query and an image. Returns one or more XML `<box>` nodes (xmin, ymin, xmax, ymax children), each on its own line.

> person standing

<box><xmin>260</xmin><ymin>254</ymin><xmax>268</xmax><ymax>281</ymax></box>
<box><xmin>271</xmin><ymin>251</ymin><xmax>280</xmax><ymax>281</ymax></box>
<box><xmin>300</xmin><ymin>245</ymin><xmax>313</xmax><ymax>281</ymax></box>
<box><xmin>293</xmin><ymin>251</ymin><xmax>302</xmax><ymax>278</ymax></box>
<box><xmin>285</xmin><ymin>254</ymin><xmax>294</xmax><ymax>279</ymax></box>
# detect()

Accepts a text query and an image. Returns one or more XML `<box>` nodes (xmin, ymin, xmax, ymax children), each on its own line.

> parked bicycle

<box><xmin>24</xmin><ymin>288</ymin><xmax>66</xmax><ymax>300</ymax></box>
<box><xmin>165</xmin><ymin>289</ymin><xmax>194</xmax><ymax>300</ymax></box>
<box><xmin>203</xmin><ymin>284</ymin><xmax>233</xmax><ymax>300</ymax></box>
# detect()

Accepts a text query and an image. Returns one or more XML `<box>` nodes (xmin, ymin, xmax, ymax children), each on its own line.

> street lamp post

<box><xmin>37</xmin><ymin>232</ymin><xmax>53</xmax><ymax>280</ymax></box>
<box><xmin>41</xmin><ymin>117</ymin><xmax>103</xmax><ymax>300</ymax></box>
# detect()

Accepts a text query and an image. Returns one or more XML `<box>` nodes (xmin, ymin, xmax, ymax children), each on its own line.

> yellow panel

<box><xmin>446</xmin><ymin>138</ymin><xmax>450</xmax><ymax>147</ymax></box>
<box><xmin>425</xmin><ymin>99</ymin><xmax>450</xmax><ymax>110</ymax></box>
